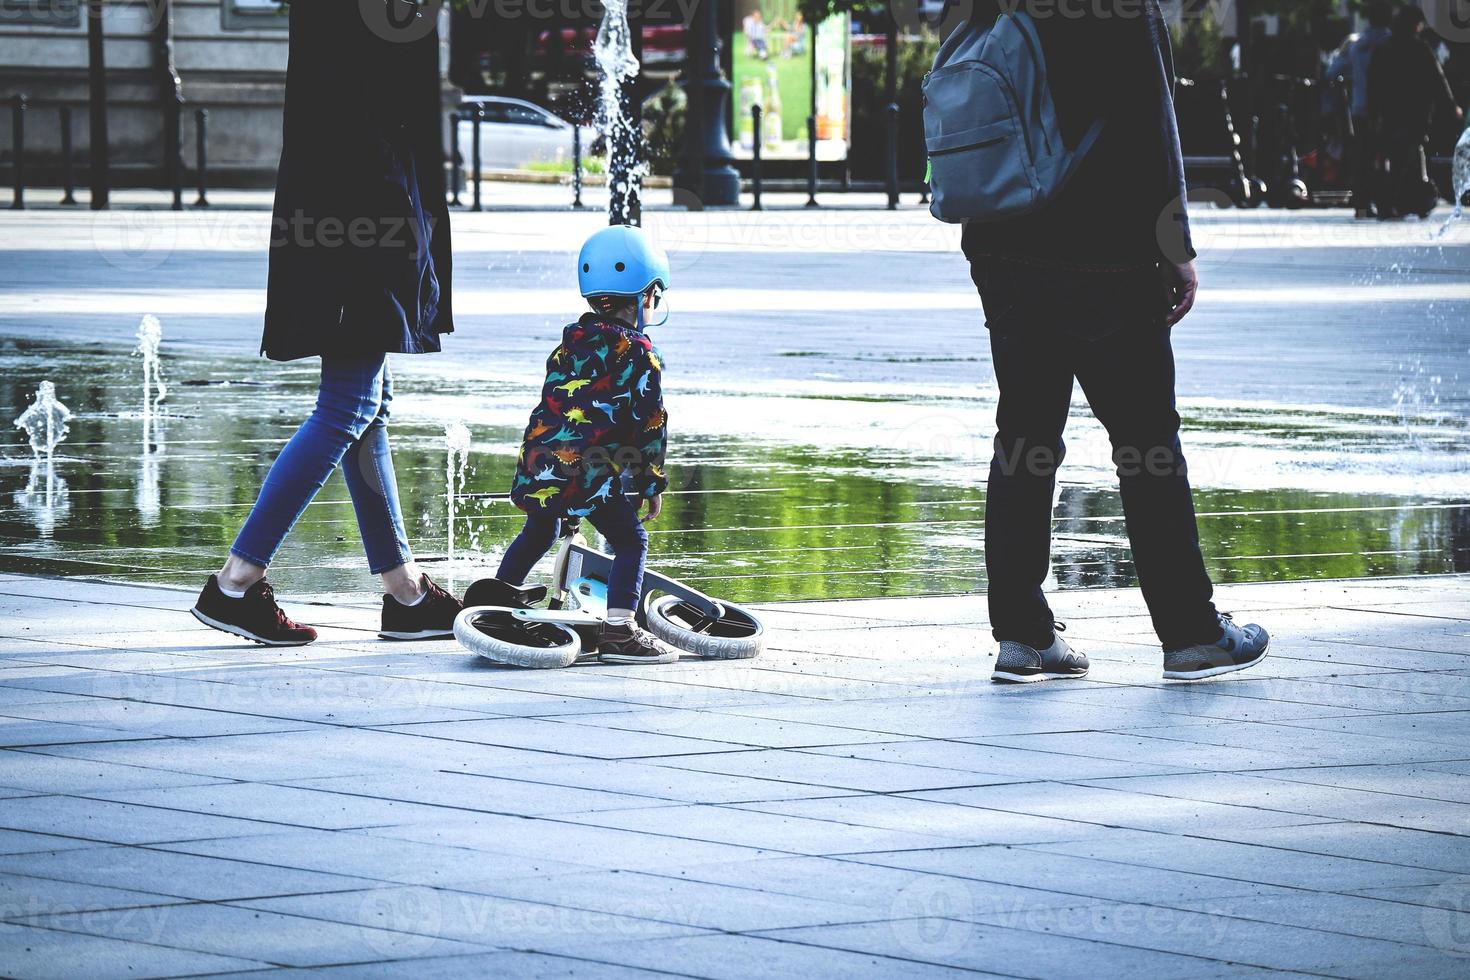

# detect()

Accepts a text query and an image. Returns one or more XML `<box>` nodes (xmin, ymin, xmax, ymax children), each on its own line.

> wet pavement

<box><xmin>1</xmin><ymin>200</ymin><xmax>1467</xmax><ymax>603</ymax></box>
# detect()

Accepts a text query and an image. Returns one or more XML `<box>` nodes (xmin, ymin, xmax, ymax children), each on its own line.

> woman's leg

<box><xmin>337</xmin><ymin>361</ymin><xmax>424</xmax><ymax>602</ymax></box>
<box><xmin>496</xmin><ymin>512</ymin><xmax>562</xmax><ymax>585</ymax></box>
<box><xmin>225</xmin><ymin>352</ymin><xmax>389</xmax><ymax>588</ymax></box>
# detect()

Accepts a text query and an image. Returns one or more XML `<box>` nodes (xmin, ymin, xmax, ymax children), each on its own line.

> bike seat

<box><xmin>463</xmin><ymin>578</ymin><xmax>548</xmax><ymax>610</ymax></box>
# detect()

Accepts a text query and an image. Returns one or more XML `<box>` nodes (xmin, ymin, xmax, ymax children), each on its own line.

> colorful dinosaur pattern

<box><xmin>510</xmin><ymin>313</ymin><xmax>668</xmax><ymax>516</ymax></box>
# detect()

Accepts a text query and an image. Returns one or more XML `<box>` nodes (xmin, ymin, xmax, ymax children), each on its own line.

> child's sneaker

<box><xmin>379</xmin><ymin>576</ymin><xmax>464</xmax><ymax>641</ymax></box>
<box><xmin>1163</xmin><ymin>613</ymin><xmax>1269</xmax><ymax>680</ymax></box>
<box><xmin>598</xmin><ymin>620</ymin><xmax>678</xmax><ymax>665</ymax></box>
<box><xmin>192</xmin><ymin>575</ymin><xmax>318</xmax><ymax>647</ymax></box>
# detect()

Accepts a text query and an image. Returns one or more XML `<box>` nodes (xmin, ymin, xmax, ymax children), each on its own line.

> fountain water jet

<box><xmin>14</xmin><ymin>382</ymin><xmax>73</xmax><ymax>537</ymax></box>
<box><xmin>1435</xmin><ymin>128</ymin><xmax>1469</xmax><ymax>238</ymax></box>
<box><xmin>594</xmin><ymin>0</ymin><xmax>645</xmax><ymax>224</ymax></box>
<box><xmin>15</xmin><ymin>381</ymin><xmax>72</xmax><ymax>460</ymax></box>
<box><xmin>444</xmin><ymin>420</ymin><xmax>471</xmax><ymax>566</ymax></box>
<box><xmin>135</xmin><ymin>314</ymin><xmax>167</xmax><ymax>423</ymax></box>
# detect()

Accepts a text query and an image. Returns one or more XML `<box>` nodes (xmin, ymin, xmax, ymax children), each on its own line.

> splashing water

<box><xmin>135</xmin><ymin>314</ymin><xmax>167</xmax><ymax>420</ymax></box>
<box><xmin>594</xmin><ymin>0</ymin><xmax>645</xmax><ymax>224</ymax></box>
<box><xmin>1434</xmin><ymin>128</ymin><xmax>1470</xmax><ymax>238</ymax></box>
<box><xmin>444</xmin><ymin>420</ymin><xmax>472</xmax><ymax>564</ymax></box>
<box><xmin>14</xmin><ymin>381</ymin><xmax>73</xmax><ymax>459</ymax></box>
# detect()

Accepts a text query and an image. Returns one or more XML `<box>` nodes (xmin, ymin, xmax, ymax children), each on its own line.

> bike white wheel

<box><xmin>645</xmin><ymin>594</ymin><xmax>764</xmax><ymax>660</ymax></box>
<box><xmin>454</xmin><ymin>607</ymin><xmax>581</xmax><ymax>669</ymax></box>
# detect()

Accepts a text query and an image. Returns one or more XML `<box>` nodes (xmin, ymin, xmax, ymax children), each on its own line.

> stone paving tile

<box><xmin>0</xmin><ymin>750</ymin><xmax>230</xmax><ymax>796</ymax></box>
<box><xmin>154</xmin><ymin>830</ymin><xmax>593</xmax><ymax>890</ymax></box>
<box><xmin>0</xmin><ymin>920</ymin><xmax>271</xmax><ymax>979</ymax></box>
<box><xmin>543</xmin><ymin>932</ymin><xmax>985</xmax><ymax>979</ymax></box>
<box><xmin>1</xmin><ymin>698</ymin><xmax>323</xmax><ymax>739</ymax></box>
<box><xmin>1216</xmin><ymin>822</ymin><xmax>1470</xmax><ymax>874</ymax></box>
<box><xmin>0</xmin><ymin>844</ymin><xmax>383</xmax><ymax>902</ymax></box>
<box><xmin>799</xmin><ymin>736</ymin><xmax>1197</xmax><ymax>781</ymax></box>
<box><xmin>446</xmin><ymin>758</ymin><xmax>848</xmax><ymax>804</ymax></box>
<box><xmin>0</xmin><ymin>829</ymin><xmax>109</xmax><ymax>857</ymax></box>
<box><xmin>729</xmin><ymin>794</ymin><xmax>1109</xmax><ymax>847</ymax></box>
<box><xmin>196</xmin><ymin>951</ymin><xmax>667</xmax><ymax>979</ymax></box>
<box><xmin>355</xmin><ymin>813</ymin><xmax>788</xmax><ymax>873</ymax></box>
<box><xmin>441</xmin><ymin>868</ymin><xmax>888</xmax><ymax>933</ymax></box>
<box><xmin>748</xmin><ymin>918</ymin><xmax>1287</xmax><ymax>978</ymax></box>
<box><xmin>0</xmin><ymin>872</ymin><xmax>187</xmax><ymax>919</ymax></box>
<box><xmin>0</xmin><ymin>795</ymin><xmax>305</xmax><ymax>846</ymax></box>
<box><xmin>1175</xmin><ymin>885</ymin><xmax>1468</xmax><ymax>942</ymax></box>
<box><xmin>1030</xmin><ymin>829</ymin><xmax>1459</xmax><ymax>892</ymax></box>
<box><xmin>1256</xmin><ymin>762</ymin><xmax>1470</xmax><ymax>804</ymax></box>
<box><xmin>553</xmin><ymin>802</ymin><xmax>962</xmax><ymax>857</ymax></box>
<box><xmin>547</xmin><ymin>707</ymin><xmax>906</xmax><ymax>748</ymax></box>
<box><xmin>26</xmin><ymin>900</ymin><xmax>496</xmax><ymax>966</ymax></box>
<box><xmin>960</xmin><ymin>899</ymin><xmax>1466</xmax><ymax>977</ymax></box>
<box><xmin>1068</xmin><ymin>772</ymin><xmax>1470</xmax><ymax>835</ymax></box>
<box><xmin>277</xmin><ymin>770</ymin><xmax>674</xmax><ymax>818</ymax></box>
<box><xmin>901</xmin><ymin>782</ymin><xmax>1324</xmax><ymax>837</ymax></box>
<box><xmin>647</xmin><ymin>746</ymin><xmax>1024</xmax><ymax>794</ymax></box>
<box><xmin>374</xmin><ymin>717</ymin><xmax>753</xmax><ymax>760</ymax></box>
<box><xmin>235</xmin><ymin>886</ymin><xmax>713</xmax><ymax>955</ymax></box>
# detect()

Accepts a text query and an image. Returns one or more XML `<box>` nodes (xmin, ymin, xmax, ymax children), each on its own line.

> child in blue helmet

<box><xmin>496</xmin><ymin>225</ymin><xmax>674</xmax><ymax>664</ymax></box>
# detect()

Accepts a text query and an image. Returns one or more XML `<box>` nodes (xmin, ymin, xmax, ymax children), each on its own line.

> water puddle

<box><xmin>1</xmin><ymin>338</ymin><xmax>1466</xmax><ymax>604</ymax></box>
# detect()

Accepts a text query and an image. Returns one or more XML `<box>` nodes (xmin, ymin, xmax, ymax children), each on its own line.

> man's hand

<box><xmin>1163</xmin><ymin>260</ymin><xmax>1199</xmax><ymax>328</ymax></box>
<box><xmin>639</xmin><ymin>493</ymin><xmax>663</xmax><ymax>524</ymax></box>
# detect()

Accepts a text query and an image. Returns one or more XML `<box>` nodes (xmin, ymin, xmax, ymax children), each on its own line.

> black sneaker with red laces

<box><xmin>192</xmin><ymin>575</ymin><xmax>318</xmax><ymax>647</ymax></box>
<box><xmin>378</xmin><ymin>576</ymin><xmax>464</xmax><ymax>641</ymax></box>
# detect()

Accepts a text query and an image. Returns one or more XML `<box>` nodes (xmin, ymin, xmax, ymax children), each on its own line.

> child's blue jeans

<box><xmin>497</xmin><ymin>494</ymin><xmax>647</xmax><ymax>611</ymax></box>
<box><xmin>231</xmin><ymin>352</ymin><xmax>412</xmax><ymax>575</ymax></box>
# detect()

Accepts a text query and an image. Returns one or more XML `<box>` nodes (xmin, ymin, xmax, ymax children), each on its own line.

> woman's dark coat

<box><xmin>263</xmin><ymin>0</ymin><xmax>453</xmax><ymax>361</ymax></box>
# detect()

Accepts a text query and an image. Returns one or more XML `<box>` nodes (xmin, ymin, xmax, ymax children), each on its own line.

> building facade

<box><xmin>0</xmin><ymin>1</ymin><xmax>453</xmax><ymax>191</ymax></box>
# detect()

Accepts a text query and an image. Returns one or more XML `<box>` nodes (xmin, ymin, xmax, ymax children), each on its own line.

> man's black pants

<box><xmin>971</xmin><ymin>258</ymin><xmax>1220</xmax><ymax>651</ymax></box>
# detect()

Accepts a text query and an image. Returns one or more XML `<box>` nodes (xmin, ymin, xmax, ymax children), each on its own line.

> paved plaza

<box><xmin>0</xmin><ymin>572</ymin><xmax>1467</xmax><ymax>976</ymax></box>
<box><xmin>0</xmin><ymin>192</ymin><xmax>1468</xmax><ymax>976</ymax></box>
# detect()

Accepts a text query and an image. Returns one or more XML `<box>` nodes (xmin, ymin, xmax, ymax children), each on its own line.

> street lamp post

<box><xmin>674</xmin><ymin>0</ymin><xmax>739</xmax><ymax>206</ymax></box>
<box><xmin>87</xmin><ymin>0</ymin><xmax>110</xmax><ymax>210</ymax></box>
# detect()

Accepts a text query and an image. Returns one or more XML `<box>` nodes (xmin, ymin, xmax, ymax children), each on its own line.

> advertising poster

<box><xmin>731</xmin><ymin>1</ymin><xmax>849</xmax><ymax>161</ymax></box>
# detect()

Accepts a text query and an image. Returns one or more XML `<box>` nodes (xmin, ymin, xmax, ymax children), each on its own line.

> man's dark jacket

<box><xmin>263</xmin><ymin>0</ymin><xmax>453</xmax><ymax>361</ymax></box>
<box><xmin>960</xmin><ymin>0</ymin><xmax>1192</xmax><ymax>268</ymax></box>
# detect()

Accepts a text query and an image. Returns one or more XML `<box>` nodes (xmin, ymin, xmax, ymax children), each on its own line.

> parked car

<box><xmin>454</xmin><ymin>96</ymin><xmax>599</xmax><ymax>172</ymax></box>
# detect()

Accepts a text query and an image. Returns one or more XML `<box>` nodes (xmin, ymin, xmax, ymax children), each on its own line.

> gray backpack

<box><xmin>923</xmin><ymin>10</ymin><xmax>1103</xmax><ymax>223</ymax></box>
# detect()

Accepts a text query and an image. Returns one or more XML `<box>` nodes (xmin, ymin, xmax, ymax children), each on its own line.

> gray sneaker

<box><xmin>992</xmin><ymin>627</ymin><xmax>1089</xmax><ymax>684</ymax></box>
<box><xmin>1163</xmin><ymin>613</ymin><xmax>1270</xmax><ymax>681</ymax></box>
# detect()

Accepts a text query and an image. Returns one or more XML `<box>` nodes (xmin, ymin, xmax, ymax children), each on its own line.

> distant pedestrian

<box><xmin>1346</xmin><ymin>1</ymin><xmax>1394</xmax><ymax>219</ymax></box>
<box><xmin>192</xmin><ymin>0</ymin><xmax>462</xmax><ymax>646</ymax></box>
<box><xmin>1371</xmin><ymin>6</ymin><xmax>1464</xmax><ymax>218</ymax></box>
<box><xmin>957</xmin><ymin>0</ymin><xmax>1270</xmax><ymax>682</ymax></box>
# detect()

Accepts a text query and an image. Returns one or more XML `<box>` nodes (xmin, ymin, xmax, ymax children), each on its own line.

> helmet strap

<box><xmin>646</xmin><ymin>295</ymin><xmax>669</xmax><ymax>328</ymax></box>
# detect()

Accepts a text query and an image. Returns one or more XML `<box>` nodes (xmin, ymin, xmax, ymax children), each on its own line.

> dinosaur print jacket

<box><xmin>510</xmin><ymin>313</ymin><xmax>668</xmax><ymax>517</ymax></box>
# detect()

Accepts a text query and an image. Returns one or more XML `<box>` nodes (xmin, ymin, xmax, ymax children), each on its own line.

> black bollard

<box><xmin>194</xmin><ymin>107</ymin><xmax>209</xmax><ymax>207</ymax></box>
<box><xmin>59</xmin><ymin>106</ymin><xmax>76</xmax><ymax>205</ymax></box>
<box><xmin>806</xmin><ymin>113</ymin><xmax>818</xmax><ymax>208</ymax></box>
<box><xmin>750</xmin><ymin>104</ymin><xmax>763</xmax><ymax>211</ymax></box>
<box><xmin>169</xmin><ymin>92</ymin><xmax>184</xmax><ymax>212</ymax></box>
<box><xmin>471</xmin><ymin>105</ymin><xmax>483</xmax><ymax>212</ymax></box>
<box><xmin>448</xmin><ymin>110</ymin><xmax>462</xmax><ymax>207</ymax></box>
<box><xmin>886</xmin><ymin>102</ymin><xmax>899</xmax><ymax>210</ymax></box>
<box><xmin>10</xmin><ymin>94</ymin><xmax>25</xmax><ymax>211</ymax></box>
<box><xmin>571</xmin><ymin>118</ymin><xmax>583</xmax><ymax>210</ymax></box>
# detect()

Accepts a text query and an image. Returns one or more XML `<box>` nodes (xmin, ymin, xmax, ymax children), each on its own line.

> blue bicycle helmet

<box><xmin>578</xmin><ymin>225</ymin><xmax>671</xmax><ymax>300</ymax></box>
